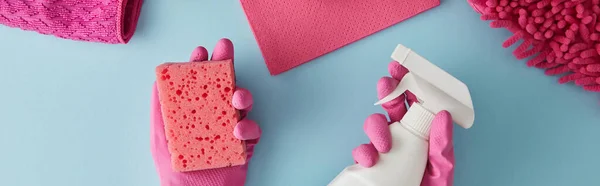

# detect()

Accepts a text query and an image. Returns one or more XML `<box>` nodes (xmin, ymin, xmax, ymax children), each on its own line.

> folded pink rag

<box><xmin>0</xmin><ymin>0</ymin><xmax>143</xmax><ymax>44</ymax></box>
<box><xmin>240</xmin><ymin>0</ymin><xmax>440</xmax><ymax>75</ymax></box>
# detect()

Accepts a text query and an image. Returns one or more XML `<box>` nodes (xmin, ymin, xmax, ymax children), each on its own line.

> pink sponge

<box><xmin>155</xmin><ymin>60</ymin><xmax>246</xmax><ymax>172</ymax></box>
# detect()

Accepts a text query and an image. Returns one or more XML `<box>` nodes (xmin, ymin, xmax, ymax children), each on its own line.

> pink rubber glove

<box><xmin>352</xmin><ymin>61</ymin><xmax>455</xmax><ymax>186</ymax></box>
<box><xmin>151</xmin><ymin>38</ymin><xmax>261</xmax><ymax>186</ymax></box>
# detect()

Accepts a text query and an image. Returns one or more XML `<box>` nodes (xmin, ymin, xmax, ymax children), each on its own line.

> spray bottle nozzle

<box><xmin>374</xmin><ymin>44</ymin><xmax>475</xmax><ymax>129</ymax></box>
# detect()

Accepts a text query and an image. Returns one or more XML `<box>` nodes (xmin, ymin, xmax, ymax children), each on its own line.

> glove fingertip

<box><xmin>189</xmin><ymin>46</ymin><xmax>209</xmax><ymax>62</ymax></box>
<box><xmin>232</xmin><ymin>88</ymin><xmax>253</xmax><ymax>110</ymax></box>
<box><xmin>364</xmin><ymin>114</ymin><xmax>392</xmax><ymax>153</ymax></box>
<box><xmin>211</xmin><ymin>38</ymin><xmax>234</xmax><ymax>61</ymax></box>
<box><xmin>388</xmin><ymin>61</ymin><xmax>409</xmax><ymax>80</ymax></box>
<box><xmin>233</xmin><ymin>119</ymin><xmax>261</xmax><ymax>140</ymax></box>
<box><xmin>429</xmin><ymin>111</ymin><xmax>454</xmax><ymax>151</ymax></box>
<box><xmin>352</xmin><ymin>144</ymin><xmax>378</xmax><ymax>168</ymax></box>
<box><xmin>432</xmin><ymin>111</ymin><xmax>453</xmax><ymax>137</ymax></box>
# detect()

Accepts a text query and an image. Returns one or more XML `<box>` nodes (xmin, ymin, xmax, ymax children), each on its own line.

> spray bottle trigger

<box><xmin>374</xmin><ymin>44</ymin><xmax>475</xmax><ymax>129</ymax></box>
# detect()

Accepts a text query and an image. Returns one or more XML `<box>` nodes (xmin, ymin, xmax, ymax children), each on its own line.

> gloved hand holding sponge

<box><xmin>151</xmin><ymin>39</ymin><xmax>261</xmax><ymax>186</ymax></box>
<box><xmin>150</xmin><ymin>41</ymin><xmax>473</xmax><ymax>186</ymax></box>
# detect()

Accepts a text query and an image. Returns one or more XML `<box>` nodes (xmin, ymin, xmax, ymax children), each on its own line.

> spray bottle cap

<box><xmin>375</xmin><ymin>44</ymin><xmax>475</xmax><ymax>128</ymax></box>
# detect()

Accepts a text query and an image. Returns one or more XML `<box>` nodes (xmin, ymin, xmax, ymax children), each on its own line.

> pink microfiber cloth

<box><xmin>0</xmin><ymin>0</ymin><xmax>143</xmax><ymax>44</ymax></box>
<box><xmin>469</xmin><ymin>0</ymin><xmax>600</xmax><ymax>92</ymax></box>
<box><xmin>240</xmin><ymin>0</ymin><xmax>440</xmax><ymax>75</ymax></box>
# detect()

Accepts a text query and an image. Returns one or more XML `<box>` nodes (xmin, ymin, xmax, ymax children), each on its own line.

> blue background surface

<box><xmin>1</xmin><ymin>1</ymin><xmax>599</xmax><ymax>186</ymax></box>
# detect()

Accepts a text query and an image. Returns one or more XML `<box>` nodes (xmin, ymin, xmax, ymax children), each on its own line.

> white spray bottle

<box><xmin>328</xmin><ymin>44</ymin><xmax>475</xmax><ymax>186</ymax></box>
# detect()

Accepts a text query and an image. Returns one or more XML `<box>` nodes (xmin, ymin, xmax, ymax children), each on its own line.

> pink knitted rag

<box><xmin>469</xmin><ymin>0</ymin><xmax>600</xmax><ymax>92</ymax></box>
<box><xmin>0</xmin><ymin>0</ymin><xmax>143</xmax><ymax>44</ymax></box>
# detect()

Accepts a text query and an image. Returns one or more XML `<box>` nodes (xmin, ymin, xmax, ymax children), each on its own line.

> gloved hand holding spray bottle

<box><xmin>329</xmin><ymin>44</ymin><xmax>475</xmax><ymax>186</ymax></box>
